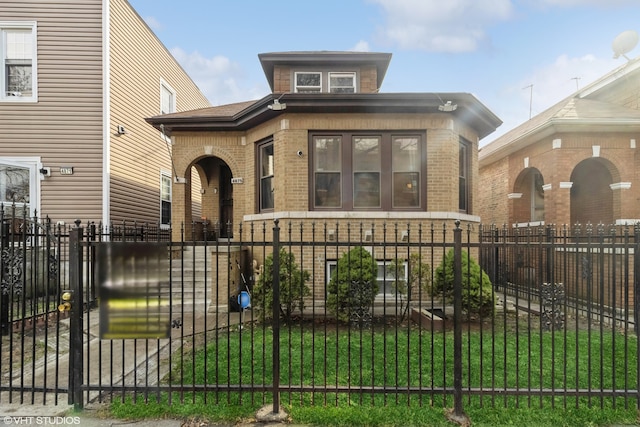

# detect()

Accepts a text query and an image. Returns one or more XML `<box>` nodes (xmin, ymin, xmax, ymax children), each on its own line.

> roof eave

<box><xmin>480</xmin><ymin>118</ymin><xmax>640</xmax><ymax>166</ymax></box>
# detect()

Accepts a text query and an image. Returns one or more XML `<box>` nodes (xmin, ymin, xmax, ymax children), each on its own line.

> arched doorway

<box><xmin>188</xmin><ymin>156</ymin><xmax>234</xmax><ymax>240</ymax></box>
<box><xmin>570</xmin><ymin>158</ymin><xmax>614</xmax><ymax>226</ymax></box>
<box><xmin>512</xmin><ymin>168</ymin><xmax>545</xmax><ymax>224</ymax></box>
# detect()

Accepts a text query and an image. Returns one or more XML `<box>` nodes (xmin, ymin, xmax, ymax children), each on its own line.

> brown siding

<box><xmin>108</xmin><ymin>0</ymin><xmax>210</xmax><ymax>224</ymax></box>
<box><xmin>0</xmin><ymin>0</ymin><xmax>104</xmax><ymax>223</ymax></box>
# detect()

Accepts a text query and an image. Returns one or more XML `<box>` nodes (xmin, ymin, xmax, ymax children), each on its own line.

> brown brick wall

<box><xmin>479</xmin><ymin>132</ymin><xmax>639</xmax><ymax>227</ymax></box>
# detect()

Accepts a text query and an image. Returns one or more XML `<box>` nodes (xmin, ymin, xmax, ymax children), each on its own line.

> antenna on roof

<box><xmin>523</xmin><ymin>84</ymin><xmax>533</xmax><ymax>120</ymax></box>
<box><xmin>612</xmin><ymin>30</ymin><xmax>639</xmax><ymax>61</ymax></box>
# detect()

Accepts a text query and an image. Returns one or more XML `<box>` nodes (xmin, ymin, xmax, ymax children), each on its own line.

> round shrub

<box><xmin>326</xmin><ymin>246</ymin><xmax>378</xmax><ymax>324</ymax></box>
<box><xmin>252</xmin><ymin>248</ymin><xmax>311</xmax><ymax>322</ymax></box>
<box><xmin>434</xmin><ymin>248</ymin><xmax>494</xmax><ymax>318</ymax></box>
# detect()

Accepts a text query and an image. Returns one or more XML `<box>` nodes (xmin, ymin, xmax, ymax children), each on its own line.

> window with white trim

<box><xmin>160</xmin><ymin>80</ymin><xmax>176</xmax><ymax>115</ymax></box>
<box><xmin>160</xmin><ymin>172</ymin><xmax>171</xmax><ymax>227</ymax></box>
<box><xmin>0</xmin><ymin>157</ymin><xmax>40</xmax><ymax>217</ymax></box>
<box><xmin>258</xmin><ymin>139</ymin><xmax>274</xmax><ymax>212</ymax></box>
<box><xmin>329</xmin><ymin>72</ymin><xmax>355</xmax><ymax>93</ymax></box>
<box><xmin>1</xmin><ymin>22</ymin><xmax>37</xmax><ymax>102</ymax></box>
<box><xmin>326</xmin><ymin>259</ymin><xmax>408</xmax><ymax>296</ymax></box>
<box><xmin>294</xmin><ymin>72</ymin><xmax>321</xmax><ymax>93</ymax></box>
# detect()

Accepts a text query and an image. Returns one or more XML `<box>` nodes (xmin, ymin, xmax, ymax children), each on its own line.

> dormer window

<box><xmin>329</xmin><ymin>72</ymin><xmax>355</xmax><ymax>93</ymax></box>
<box><xmin>295</xmin><ymin>72</ymin><xmax>321</xmax><ymax>93</ymax></box>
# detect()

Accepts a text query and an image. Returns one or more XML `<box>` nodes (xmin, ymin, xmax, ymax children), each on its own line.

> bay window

<box><xmin>312</xmin><ymin>132</ymin><xmax>425</xmax><ymax>211</ymax></box>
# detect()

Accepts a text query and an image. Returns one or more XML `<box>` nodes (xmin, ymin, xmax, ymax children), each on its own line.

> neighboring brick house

<box><xmin>0</xmin><ymin>0</ymin><xmax>210</xmax><ymax>226</ymax></box>
<box><xmin>147</xmin><ymin>51</ymin><xmax>501</xmax><ymax>239</ymax></box>
<box><xmin>478</xmin><ymin>56</ymin><xmax>640</xmax><ymax>228</ymax></box>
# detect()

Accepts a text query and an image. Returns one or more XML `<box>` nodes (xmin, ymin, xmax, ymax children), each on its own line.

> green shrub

<box><xmin>252</xmin><ymin>248</ymin><xmax>311</xmax><ymax>322</ymax></box>
<box><xmin>326</xmin><ymin>246</ymin><xmax>378</xmax><ymax>324</ymax></box>
<box><xmin>434</xmin><ymin>248</ymin><xmax>494</xmax><ymax>318</ymax></box>
<box><xmin>388</xmin><ymin>253</ymin><xmax>432</xmax><ymax>321</ymax></box>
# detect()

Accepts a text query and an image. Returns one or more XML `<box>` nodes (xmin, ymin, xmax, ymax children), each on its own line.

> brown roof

<box><xmin>146</xmin><ymin>92</ymin><xmax>503</xmax><ymax>139</ymax></box>
<box><xmin>480</xmin><ymin>57</ymin><xmax>640</xmax><ymax>165</ymax></box>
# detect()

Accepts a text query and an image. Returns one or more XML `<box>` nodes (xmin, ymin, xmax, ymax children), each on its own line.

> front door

<box><xmin>219</xmin><ymin>165</ymin><xmax>233</xmax><ymax>238</ymax></box>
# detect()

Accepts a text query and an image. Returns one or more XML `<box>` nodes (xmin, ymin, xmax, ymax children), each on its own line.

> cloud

<box><xmin>170</xmin><ymin>48</ymin><xmax>267</xmax><ymax>105</ymax></box>
<box><xmin>351</xmin><ymin>41</ymin><xmax>371</xmax><ymax>52</ymax></box>
<box><xmin>141</xmin><ymin>15</ymin><xmax>162</xmax><ymax>32</ymax></box>
<box><xmin>535</xmin><ymin>0</ymin><xmax>638</xmax><ymax>6</ymax></box>
<box><xmin>486</xmin><ymin>53</ymin><xmax>619</xmax><ymax>142</ymax></box>
<box><xmin>369</xmin><ymin>0</ymin><xmax>514</xmax><ymax>52</ymax></box>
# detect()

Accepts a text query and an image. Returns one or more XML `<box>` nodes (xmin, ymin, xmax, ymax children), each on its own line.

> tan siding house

<box><xmin>0</xmin><ymin>0</ymin><xmax>210</xmax><ymax>226</ymax></box>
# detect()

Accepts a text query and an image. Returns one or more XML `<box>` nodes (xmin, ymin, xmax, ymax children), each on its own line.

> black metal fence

<box><xmin>1</xmin><ymin>212</ymin><xmax>639</xmax><ymax>417</ymax></box>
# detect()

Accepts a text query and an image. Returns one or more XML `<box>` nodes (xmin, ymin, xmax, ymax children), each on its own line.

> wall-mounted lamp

<box><xmin>39</xmin><ymin>167</ymin><xmax>51</xmax><ymax>177</ymax></box>
<box><xmin>116</xmin><ymin>125</ymin><xmax>126</xmax><ymax>135</ymax></box>
<box><xmin>401</xmin><ymin>230</ymin><xmax>409</xmax><ymax>242</ymax></box>
<box><xmin>268</xmin><ymin>99</ymin><xmax>287</xmax><ymax>111</ymax></box>
<box><xmin>296</xmin><ymin>150</ymin><xmax>304</xmax><ymax>157</ymax></box>
<box><xmin>364</xmin><ymin>230</ymin><xmax>373</xmax><ymax>243</ymax></box>
<box><xmin>438</xmin><ymin>101</ymin><xmax>457</xmax><ymax>112</ymax></box>
<box><xmin>327</xmin><ymin>229</ymin><xmax>336</xmax><ymax>241</ymax></box>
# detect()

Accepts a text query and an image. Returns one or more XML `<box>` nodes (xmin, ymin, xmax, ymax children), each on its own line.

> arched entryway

<box><xmin>187</xmin><ymin>156</ymin><xmax>234</xmax><ymax>240</ymax></box>
<box><xmin>570</xmin><ymin>158</ymin><xmax>615</xmax><ymax>226</ymax></box>
<box><xmin>512</xmin><ymin>168</ymin><xmax>545</xmax><ymax>224</ymax></box>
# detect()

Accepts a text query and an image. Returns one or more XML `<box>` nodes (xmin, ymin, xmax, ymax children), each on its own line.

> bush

<box><xmin>388</xmin><ymin>253</ymin><xmax>432</xmax><ymax>321</ymax></box>
<box><xmin>326</xmin><ymin>246</ymin><xmax>378</xmax><ymax>324</ymax></box>
<box><xmin>434</xmin><ymin>248</ymin><xmax>494</xmax><ymax>318</ymax></box>
<box><xmin>252</xmin><ymin>248</ymin><xmax>311</xmax><ymax>322</ymax></box>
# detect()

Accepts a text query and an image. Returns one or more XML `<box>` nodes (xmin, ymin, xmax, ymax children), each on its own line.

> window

<box><xmin>0</xmin><ymin>158</ymin><xmax>40</xmax><ymax>217</ymax></box>
<box><xmin>326</xmin><ymin>259</ymin><xmax>408</xmax><ymax>296</ymax></box>
<box><xmin>258</xmin><ymin>140</ymin><xmax>274</xmax><ymax>211</ymax></box>
<box><xmin>459</xmin><ymin>138</ymin><xmax>469</xmax><ymax>212</ymax></box>
<box><xmin>312</xmin><ymin>132</ymin><xmax>424</xmax><ymax>211</ymax></box>
<box><xmin>294</xmin><ymin>72</ymin><xmax>321</xmax><ymax>93</ymax></box>
<box><xmin>160</xmin><ymin>80</ymin><xmax>176</xmax><ymax>115</ymax></box>
<box><xmin>329</xmin><ymin>72</ymin><xmax>356</xmax><ymax>93</ymax></box>
<box><xmin>160</xmin><ymin>172</ymin><xmax>171</xmax><ymax>227</ymax></box>
<box><xmin>1</xmin><ymin>23</ymin><xmax>37</xmax><ymax>102</ymax></box>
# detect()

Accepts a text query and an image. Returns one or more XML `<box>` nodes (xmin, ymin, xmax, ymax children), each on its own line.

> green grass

<box><xmin>109</xmin><ymin>326</ymin><xmax>640</xmax><ymax>426</ymax></box>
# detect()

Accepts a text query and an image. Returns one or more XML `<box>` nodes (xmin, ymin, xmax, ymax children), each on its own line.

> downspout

<box><xmin>102</xmin><ymin>0</ymin><xmax>111</xmax><ymax>226</ymax></box>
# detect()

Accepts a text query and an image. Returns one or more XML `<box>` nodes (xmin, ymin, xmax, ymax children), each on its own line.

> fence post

<box><xmin>0</xmin><ymin>208</ymin><xmax>8</xmax><ymax>336</ymax></box>
<box><xmin>272</xmin><ymin>219</ymin><xmax>281</xmax><ymax>414</ymax></box>
<box><xmin>451</xmin><ymin>220</ymin><xmax>466</xmax><ymax>421</ymax></box>
<box><xmin>68</xmin><ymin>220</ymin><xmax>84</xmax><ymax>409</ymax></box>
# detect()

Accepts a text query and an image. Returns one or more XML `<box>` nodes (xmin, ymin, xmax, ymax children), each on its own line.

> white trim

<box><xmin>610</xmin><ymin>182</ymin><xmax>631</xmax><ymax>190</ymax></box>
<box><xmin>552</xmin><ymin>138</ymin><xmax>562</xmax><ymax>149</ymax></box>
<box><xmin>615</xmin><ymin>219</ymin><xmax>640</xmax><ymax>225</ymax></box>
<box><xmin>507</xmin><ymin>193</ymin><xmax>522</xmax><ymax>199</ymax></box>
<box><xmin>542</xmin><ymin>183</ymin><xmax>552</xmax><ymax>192</ymax></box>
<box><xmin>294</xmin><ymin>71</ymin><xmax>322</xmax><ymax>93</ymax></box>
<box><xmin>0</xmin><ymin>156</ymin><xmax>42</xmax><ymax>217</ymax></box>
<box><xmin>160</xmin><ymin>170</ymin><xmax>172</xmax><ymax>229</ymax></box>
<box><xmin>328</xmin><ymin>72</ymin><xmax>356</xmax><ymax>93</ymax></box>
<box><xmin>512</xmin><ymin>221</ymin><xmax>545</xmax><ymax>228</ymax></box>
<box><xmin>244</xmin><ymin>210</ymin><xmax>481</xmax><ymax>223</ymax></box>
<box><xmin>631</xmin><ymin>139</ymin><xmax>636</xmax><ymax>149</ymax></box>
<box><xmin>523</xmin><ymin>157</ymin><xmax>529</xmax><ymax>168</ymax></box>
<box><xmin>102</xmin><ymin>0</ymin><xmax>111</xmax><ymax>226</ymax></box>
<box><xmin>0</xmin><ymin>21</ymin><xmax>38</xmax><ymax>103</ymax></box>
<box><xmin>592</xmin><ymin>145</ymin><xmax>600</xmax><ymax>157</ymax></box>
<box><xmin>559</xmin><ymin>182</ymin><xmax>573</xmax><ymax>189</ymax></box>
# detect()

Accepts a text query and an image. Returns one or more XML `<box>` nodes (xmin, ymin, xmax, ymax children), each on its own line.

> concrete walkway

<box><xmin>0</xmin><ymin>305</ymin><xmax>297</xmax><ymax>426</ymax></box>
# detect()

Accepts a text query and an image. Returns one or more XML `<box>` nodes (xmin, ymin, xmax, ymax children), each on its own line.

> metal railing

<box><xmin>1</xmin><ymin>213</ymin><xmax>639</xmax><ymax>417</ymax></box>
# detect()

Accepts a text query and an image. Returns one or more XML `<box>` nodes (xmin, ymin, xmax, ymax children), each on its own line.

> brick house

<box><xmin>0</xmin><ymin>0</ymin><xmax>210</xmax><ymax>226</ymax></box>
<box><xmin>147</xmin><ymin>51</ymin><xmax>501</xmax><ymax>238</ymax></box>
<box><xmin>145</xmin><ymin>51</ymin><xmax>501</xmax><ymax>308</ymax></box>
<box><xmin>478</xmin><ymin>57</ymin><xmax>640</xmax><ymax>228</ymax></box>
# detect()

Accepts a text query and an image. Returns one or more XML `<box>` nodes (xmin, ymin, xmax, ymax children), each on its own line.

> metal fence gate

<box><xmin>2</xmin><ymin>213</ymin><xmax>640</xmax><ymax>418</ymax></box>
